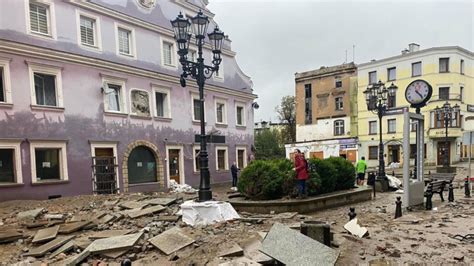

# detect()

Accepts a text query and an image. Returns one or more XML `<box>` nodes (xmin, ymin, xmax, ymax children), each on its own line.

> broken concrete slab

<box><xmin>48</xmin><ymin>240</ymin><xmax>74</xmax><ymax>259</ymax></box>
<box><xmin>88</xmin><ymin>229</ymin><xmax>133</xmax><ymax>240</ymax></box>
<box><xmin>17</xmin><ymin>208</ymin><xmax>44</xmax><ymax>220</ymax></box>
<box><xmin>119</xmin><ymin>201</ymin><xmax>150</xmax><ymax>210</ymax></box>
<box><xmin>59</xmin><ymin>221</ymin><xmax>91</xmax><ymax>234</ymax></box>
<box><xmin>63</xmin><ymin>249</ymin><xmax>90</xmax><ymax>266</ymax></box>
<box><xmin>0</xmin><ymin>230</ymin><xmax>23</xmax><ymax>244</ymax></box>
<box><xmin>32</xmin><ymin>225</ymin><xmax>59</xmax><ymax>243</ymax></box>
<box><xmin>102</xmin><ymin>248</ymin><xmax>129</xmax><ymax>258</ymax></box>
<box><xmin>218</xmin><ymin>257</ymin><xmax>261</xmax><ymax>266</ymax></box>
<box><xmin>218</xmin><ymin>244</ymin><xmax>244</xmax><ymax>257</ymax></box>
<box><xmin>261</xmin><ymin>223</ymin><xmax>339</xmax><ymax>266</ymax></box>
<box><xmin>94</xmin><ymin>214</ymin><xmax>116</xmax><ymax>225</ymax></box>
<box><xmin>128</xmin><ymin>205</ymin><xmax>166</xmax><ymax>219</ymax></box>
<box><xmin>24</xmin><ymin>220</ymin><xmax>50</xmax><ymax>229</ymax></box>
<box><xmin>274</xmin><ymin>212</ymin><xmax>298</xmax><ymax>219</ymax></box>
<box><xmin>241</xmin><ymin>236</ymin><xmax>273</xmax><ymax>264</ymax></box>
<box><xmin>73</xmin><ymin>237</ymin><xmax>92</xmax><ymax>250</ymax></box>
<box><xmin>148</xmin><ymin>227</ymin><xmax>195</xmax><ymax>255</ymax></box>
<box><xmin>44</xmin><ymin>214</ymin><xmax>65</xmax><ymax>220</ymax></box>
<box><xmin>157</xmin><ymin>215</ymin><xmax>180</xmax><ymax>222</ymax></box>
<box><xmin>343</xmin><ymin>218</ymin><xmax>368</xmax><ymax>238</ymax></box>
<box><xmin>87</xmin><ymin>231</ymin><xmax>144</xmax><ymax>254</ymax></box>
<box><xmin>141</xmin><ymin>197</ymin><xmax>177</xmax><ymax>206</ymax></box>
<box><xmin>24</xmin><ymin>235</ymin><xmax>75</xmax><ymax>257</ymax></box>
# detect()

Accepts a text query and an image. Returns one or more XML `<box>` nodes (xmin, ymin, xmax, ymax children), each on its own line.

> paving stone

<box><xmin>95</xmin><ymin>214</ymin><xmax>116</xmax><ymax>224</ymax></box>
<box><xmin>0</xmin><ymin>230</ymin><xmax>23</xmax><ymax>243</ymax></box>
<box><xmin>157</xmin><ymin>215</ymin><xmax>181</xmax><ymax>222</ymax></box>
<box><xmin>87</xmin><ymin>232</ymin><xmax>144</xmax><ymax>254</ymax></box>
<box><xmin>49</xmin><ymin>240</ymin><xmax>74</xmax><ymax>259</ymax></box>
<box><xmin>24</xmin><ymin>220</ymin><xmax>50</xmax><ymax>229</ymax></box>
<box><xmin>148</xmin><ymin>227</ymin><xmax>195</xmax><ymax>255</ymax></box>
<box><xmin>218</xmin><ymin>257</ymin><xmax>261</xmax><ymax>266</ymax></box>
<box><xmin>32</xmin><ymin>225</ymin><xmax>59</xmax><ymax>243</ymax></box>
<box><xmin>274</xmin><ymin>212</ymin><xmax>298</xmax><ymax>219</ymax></box>
<box><xmin>102</xmin><ymin>248</ymin><xmax>129</xmax><ymax>258</ymax></box>
<box><xmin>343</xmin><ymin>218</ymin><xmax>368</xmax><ymax>238</ymax></box>
<box><xmin>59</xmin><ymin>221</ymin><xmax>91</xmax><ymax>234</ymax></box>
<box><xmin>128</xmin><ymin>205</ymin><xmax>166</xmax><ymax>219</ymax></box>
<box><xmin>73</xmin><ymin>237</ymin><xmax>92</xmax><ymax>250</ymax></box>
<box><xmin>218</xmin><ymin>243</ymin><xmax>244</xmax><ymax>257</ymax></box>
<box><xmin>141</xmin><ymin>197</ymin><xmax>177</xmax><ymax>206</ymax></box>
<box><xmin>242</xmin><ymin>236</ymin><xmax>273</xmax><ymax>264</ymax></box>
<box><xmin>63</xmin><ymin>249</ymin><xmax>90</xmax><ymax>266</ymax></box>
<box><xmin>120</xmin><ymin>201</ymin><xmax>150</xmax><ymax>210</ymax></box>
<box><xmin>260</xmin><ymin>223</ymin><xmax>339</xmax><ymax>266</ymax></box>
<box><xmin>17</xmin><ymin>208</ymin><xmax>44</xmax><ymax>220</ymax></box>
<box><xmin>24</xmin><ymin>235</ymin><xmax>75</xmax><ymax>257</ymax></box>
<box><xmin>88</xmin><ymin>229</ymin><xmax>133</xmax><ymax>240</ymax></box>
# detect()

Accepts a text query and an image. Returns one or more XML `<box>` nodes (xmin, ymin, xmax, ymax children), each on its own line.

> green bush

<box><xmin>326</xmin><ymin>157</ymin><xmax>356</xmax><ymax>190</ymax></box>
<box><xmin>272</xmin><ymin>159</ymin><xmax>297</xmax><ymax>197</ymax></box>
<box><xmin>308</xmin><ymin>158</ymin><xmax>337</xmax><ymax>194</ymax></box>
<box><xmin>237</xmin><ymin>160</ymin><xmax>285</xmax><ymax>200</ymax></box>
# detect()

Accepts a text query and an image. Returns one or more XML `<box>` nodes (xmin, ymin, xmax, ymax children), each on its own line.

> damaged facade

<box><xmin>0</xmin><ymin>0</ymin><xmax>256</xmax><ymax>200</ymax></box>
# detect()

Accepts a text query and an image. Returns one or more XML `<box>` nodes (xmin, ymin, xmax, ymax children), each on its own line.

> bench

<box><xmin>424</xmin><ymin>172</ymin><xmax>455</xmax><ymax>185</ymax></box>
<box><xmin>424</xmin><ymin>180</ymin><xmax>446</xmax><ymax>202</ymax></box>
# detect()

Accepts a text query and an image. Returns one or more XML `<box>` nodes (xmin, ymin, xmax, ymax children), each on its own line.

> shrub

<box><xmin>237</xmin><ymin>160</ymin><xmax>285</xmax><ymax>200</ymax></box>
<box><xmin>308</xmin><ymin>158</ymin><xmax>337</xmax><ymax>194</ymax></box>
<box><xmin>272</xmin><ymin>159</ymin><xmax>297</xmax><ymax>196</ymax></box>
<box><xmin>326</xmin><ymin>157</ymin><xmax>356</xmax><ymax>190</ymax></box>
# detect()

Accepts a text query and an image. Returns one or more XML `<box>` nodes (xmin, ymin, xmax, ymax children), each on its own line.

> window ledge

<box><xmin>128</xmin><ymin>181</ymin><xmax>161</xmax><ymax>187</ymax></box>
<box><xmin>130</xmin><ymin>114</ymin><xmax>152</xmax><ymax>120</ymax></box>
<box><xmin>104</xmin><ymin>111</ymin><xmax>128</xmax><ymax>117</ymax></box>
<box><xmin>236</xmin><ymin>125</ymin><xmax>247</xmax><ymax>130</ymax></box>
<box><xmin>0</xmin><ymin>102</ymin><xmax>13</xmax><ymax>109</ymax></box>
<box><xmin>31</xmin><ymin>180</ymin><xmax>69</xmax><ymax>186</ymax></box>
<box><xmin>215</xmin><ymin>123</ymin><xmax>228</xmax><ymax>128</ymax></box>
<box><xmin>154</xmin><ymin>117</ymin><xmax>172</xmax><ymax>122</ymax></box>
<box><xmin>216</xmin><ymin>170</ymin><xmax>230</xmax><ymax>173</ymax></box>
<box><xmin>0</xmin><ymin>183</ymin><xmax>24</xmax><ymax>188</ymax></box>
<box><xmin>31</xmin><ymin>105</ymin><xmax>65</xmax><ymax>112</ymax></box>
<box><xmin>192</xmin><ymin>121</ymin><xmax>206</xmax><ymax>126</ymax></box>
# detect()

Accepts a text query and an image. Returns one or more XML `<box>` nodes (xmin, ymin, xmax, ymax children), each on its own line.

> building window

<box><xmin>192</xmin><ymin>97</ymin><xmax>203</xmax><ymax>122</ymax></box>
<box><xmin>189</xmin><ymin>50</ymin><xmax>197</xmax><ymax>62</ymax></box>
<box><xmin>214</xmin><ymin>62</ymin><xmax>224</xmax><ymax>80</ymax></box>
<box><xmin>236</xmin><ymin>104</ymin><xmax>245</xmax><ymax>126</ymax></box>
<box><xmin>335</xmin><ymin>77</ymin><xmax>342</xmax><ymax>88</ymax></box>
<box><xmin>368</xmin><ymin>146</ymin><xmax>378</xmax><ymax>160</ymax></box>
<box><xmin>387</xmin><ymin>67</ymin><xmax>396</xmax><ymax>81</ymax></box>
<box><xmin>0</xmin><ymin>141</ymin><xmax>22</xmax><ymax>184</ymax></box>
<box><xmin>412</xmin><ymin>62</ymin><xmax>422</xmax><ymax>77</ymax></box>
<box><xmin>460</xmin><ymin>59</ymin><xmax>465</xmax><ymax>74</ymax></box>
<box><xmin>439</xmin><ymin>87</ymin><xmax>449</xmax><ymax>100</ymax></box>
<box><xmin>30</xmin><ymin>141</ymin><xmax>68</xmax><ymax>183</ymax></box>
<box><xmin>117</xmin><ymin>26</ymin><xmax>134</xmax><ymax>56</ymax></box>
<box><xmin>103</xmin><ymin>80</ymin><xmax>125</xmax><ymax>113</ymax></box>
<box><xmin>162</xmin><ymin>41</ymin><xmax>175</xmax><ymax>66</ymax></box>
<box><xmin>369</xmin><ymin>121</ymin><xmax>377</xmax><ymax>135</ymax></box>
<box><xmin>304</xmin><ymin>83</ymin><xmax>312</xmax><ymax>124</ymax></box>
<box><xmin>460</xmin><ymin>86</ymin><xmax>464</xmax><ymax>102</ymax></box>
<box><xmin>387</xmin><ymin>119</ymin><xmax>396</xmax><ymax>133</ymax></box>
<box><xmin>215</xmin><ymin>100</ymin><xmax>227</xmax><ymax>124</ymax></box>
<box><xmin>368</xmin><ymin>71</ymin><xmax>377</xmax><ymax>84</ymax></box>
<box><xmin>432</xmin><ymin>111</ymin><xmax>461</xmax><ymax>128</ymax></box>
<box><xmin>79</xmin><ymin>16</ymin><xmax>97</xmax><ymax>47</ymax></box>
<box><xmin>130</xmin><ymin>90</ymin><xmax>150</xmax><ymax>117</ymax></box>
<box><xmin>335</xmin><ymin>97</ymin><xmax>343</xmax><ymax>110</ymax></box>
<box><xmin>388</xmin><ymin>94</ymin><xmax>396</xmax><ymax>108</ymax></box>
<box><xmin>0</xmin><ymin>67</ymin><xmax>4</xmax><ymax>103</ymax></box>
<box><xmin>334</xmin><ymin>120</ymin><xmax>344</xmax><ymax>136</ymax></box>
<box><xmin>216</xmin><ymin>147</ymin><xmax>228</xmax><ymax>171</ymax></box>
<box><xmin>29</xmin><ymin>1</ymin><xmax>50</xmax><ymax>36</ymax></box>
<box><xmin>29</xmin><ymin>63</ymin><xmax>64</xmax><ymax>108</ymax></box>
<box><xmin>236</xmin><ymin>148</ymin><xmax>247</xmax><ymax>168</ymax></box>
<box><xmin>439</xmin><ymin>58</ymin><xmax>449</xmax><ymax>73</ymax></box>
<box><xmin>193</xmin><ymin>147</ymin><xmax>200</xmax><ymax>172</ymax></box>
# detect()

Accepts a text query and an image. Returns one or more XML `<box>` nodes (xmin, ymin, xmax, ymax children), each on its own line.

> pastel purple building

<box><xmin>0</xmin><ymin>0</ymin><xmax>256</xmax><ymax>200</ymax></box>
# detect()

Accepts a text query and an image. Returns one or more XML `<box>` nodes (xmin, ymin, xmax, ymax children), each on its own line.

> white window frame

<box><xmin>30</xmin><ymin>141</ymin><xmax>68</xmax><ymax>183</ymax></box>
<box><xmin>193</xmin><ymin>146</ymin><xmax>200</xmax><ymax>173</ymax></box>
<box><xmin>215</xmin><ymin>98</ymin><xmax>228</xmax><ymax>125</ymax></box>
<box><xmin>90</xmin><ymin>142</ymin><xmax>120</xmax><ymax>192</ymax></box>
<box><xmin>188</xmin><ymin>48</ymin><xmax>197</xmax><ymax>63</ymax></box>
<box><xmin>115</xmin><ymin>22</ymin><xmax>136</xmax><ymax>58</ymax></box>
<box><xmin>76</xmin><ymin>10</ymin><xmax>102</xmax><ymax>51</ymax></box>
<box><xmin>335</xmin><ymin>97</ymin><xmax>343</xmax><ymax>110</ymax></box>
<box><xmin>25</xmin><ymin>0</ymin><xmax>57</xmax><ymax>40</ymax></box>
<box><xmin>28</xmin><ymin>62</ymin><xmax>64</xmax><ymax>108</ymax></box>
<box><xmin>165</xmin><ymin>145</ymin><xmax>185</xmax><ymax>185</ymax></box>
<box><xmin>0</xmin><ymin>58</ymin><xmax>13</xmax><ymax>104</ymax></box>
<box><xmin>102</xmin><ymin>76</ymin><xmax>127</xmax><ymax>114</ymax></box>
<box><xmin>334</xmin><ymin>120</ymin><xmax>345</xmax><ymax>136</ymax></box>
<box><xmin>235</xmin><ymin>102</ymin><xmax>246</xmax><ymax>127</ymax></box>
<box><xmin>191</xmin><ymin>93</ymin><xmax>206</xmax><ymax>122</ymax></box>
<box><xmin>0</xmin><ymin>140</ymin><xmax>23</xmax><ymax>185</ymax></box>
<box><xmin>215</xmin><ymin>146</ymin><xmax>229</xmax><ymax>171</ymax></box>
<box><xmin>235</xmin><ymin>146</ymin><xmax>247</xmax><ymax>169</ymax></box>
<box><xmin>213</xmin><ymin>61</ymin><xmax>224</xmax><ymax>81</ymax></box>
<box><xmin>160</xmin><ymin>36</ymin><xmax>177</xmax><ymax>68</ymax></box>
<box><xmin>151</xmin><ymin>85</ymin><xmax>171</xmax><ymax>119</ymax></box>
<box><xmin>129</xmin><ymin>88</ymin><xmax>151</xmax><ymax>117</ymax></box>
<box><xmin>387</xmin><ymin>119</ymin><xmax>397</xmax><ymax>133</ymax></box>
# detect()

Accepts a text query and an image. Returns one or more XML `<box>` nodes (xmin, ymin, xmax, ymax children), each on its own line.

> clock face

<box><xmin>405</xmin><ymin>80</ymin><xmax>432</xmax><ymax>106</ymax></box>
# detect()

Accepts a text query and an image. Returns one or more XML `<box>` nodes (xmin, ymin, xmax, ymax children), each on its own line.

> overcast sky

<box><xmin>207</xmin><ymin>0</ymin><xmax>473</xmax><ymax>122</ymax></box>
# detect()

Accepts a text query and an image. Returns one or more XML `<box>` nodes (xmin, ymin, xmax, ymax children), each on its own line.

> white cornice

<box><xmin>0</xmin><ymin>40</ymin><xmax>256</xmax><ymax>100</ymax></box>
<box><xmin>170</xmin><ymin>0</ymin><xmax>214</xmax><ymax>18</ymax></box>
<box><xmin>70</xmin><ymin>1</ymin><xmax>234</xmax><ymax>57</ymax></box>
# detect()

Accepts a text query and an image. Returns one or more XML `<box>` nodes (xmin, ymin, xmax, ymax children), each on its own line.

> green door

<box><xmin>128</xmin><ymin>146</ymin><xmax>156</xmax><ymax>184</ymax></box>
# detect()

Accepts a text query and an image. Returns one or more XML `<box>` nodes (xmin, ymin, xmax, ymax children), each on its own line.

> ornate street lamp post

<box><xmin>434</xmin><ymin>102</ymin><xmax>460</xmax><ymax>169</ymax></box>
<box><xmin>363</xmin><ymin>81</ymin><xmax>398</xmax><ymax>192</ymax></box>
<box><xmin>171</xmin><ymin>11</ymin><xmax>224</xmax><ymax>201</ymax></box>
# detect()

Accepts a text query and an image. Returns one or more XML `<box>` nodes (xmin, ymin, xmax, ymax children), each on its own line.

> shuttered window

<box><xmin>118</xmin><ymin>28</ymin><xmax>131</xmax><ymax>55</ymax></box>
<box><xmin>30</xmin><ymin>3</ymin><xmax>49</xmax><ymax>35</ymax></box>
<box><xmin>80</xmin><ymin>16</ymin><xmax>95</xmax><ymax>46</ymax></box>
<box><xmin>163</xmin><ymin>42</ymin><xmax>173</xmax><ymax>65</ymax></box>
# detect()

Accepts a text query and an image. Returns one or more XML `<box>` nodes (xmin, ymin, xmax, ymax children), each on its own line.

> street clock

<box><xmin>405</xmin><ymin>79</ymin><xmax>433</xmax><ymax>109</ymax></box>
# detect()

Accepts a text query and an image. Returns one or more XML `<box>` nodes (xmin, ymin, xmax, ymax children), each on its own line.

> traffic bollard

<box><xmin>448</xmin><ymin>181</ymin><xmax>454</xmax><ymax>202</ymax></box>
<box><xmin>348</xmin><ymin>207</ymin><xmax>356</xmax><ymax>221</ymax></box>
<box><xmin>395</xmin><ymin>196</ymin><xmax>402</xmax><ymax>219</ymax></box>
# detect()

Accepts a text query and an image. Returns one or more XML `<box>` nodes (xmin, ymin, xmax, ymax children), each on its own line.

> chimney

<box><xmin>408</xmin><ymin>43</ymin><xmax>420</xmax><ymax>52</ymax></box>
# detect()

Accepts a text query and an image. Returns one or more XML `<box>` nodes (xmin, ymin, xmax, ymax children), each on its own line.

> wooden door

<box><xmin>437</xmin><ymin>141</ymin><xmax>450</xmax><ymax>165</ymax></box>
<box><xmin>168</xmin><ymin>149</ymin><xmax>180</xmax><ymax>184</ymax></box>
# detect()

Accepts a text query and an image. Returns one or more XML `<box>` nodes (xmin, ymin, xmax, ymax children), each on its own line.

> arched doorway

<box><xmin>128</xmin><ymin>146</ymin><xmax>157</xmax><ymax>184</ymax></box>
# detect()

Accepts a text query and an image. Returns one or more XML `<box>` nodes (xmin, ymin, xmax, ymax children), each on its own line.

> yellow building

<box><xmin>357</xmin><ymin>44</ymin><xmax>473</xmax><ymax>168</ymax></box>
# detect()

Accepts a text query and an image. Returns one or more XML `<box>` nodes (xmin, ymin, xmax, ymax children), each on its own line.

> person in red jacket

<box><xmin>293</xmin><ymin>149</ymin><xmax>309</xmax><ymax>198</ymax></box>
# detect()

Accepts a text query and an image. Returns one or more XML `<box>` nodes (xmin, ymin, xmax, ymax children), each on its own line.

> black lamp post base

<box><xmin>198</xmin><ymin>189</ymin><xmax>213</xmax><ymax>202</ymax></box>
<box><xmin>374</xmin><ymin>178</ymin><xmax>390</xmax><ymax>192</ymax></box>
<box><xmin>436</xmin><ymin>166</ymin><xmax>456</xmax><ymax>173</ymax></box>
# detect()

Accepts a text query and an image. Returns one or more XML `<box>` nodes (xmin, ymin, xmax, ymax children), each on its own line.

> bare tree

<box><xmin>276</xmin><ymin>95</ymin><xmax>296</xmax><ymax>143</ymax></box>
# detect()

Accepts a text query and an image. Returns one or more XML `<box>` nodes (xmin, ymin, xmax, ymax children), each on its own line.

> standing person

<box><xmin>294</xmin><ymin>149</ymin><xmax>309</xmax><ymax>198</ymax></box>
<box><xmin>355</xmin><ymin>156</ymin><xmax>368</xmax><ymax>186</ymax></box>
<box><xmin>230</xmin><ymin>162</ymin><xmax>240</xmax><ymax>191</ymax></box>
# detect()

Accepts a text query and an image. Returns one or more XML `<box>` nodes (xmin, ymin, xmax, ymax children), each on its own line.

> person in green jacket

<box><xmin>355</xmin><ymin>156</ymin><xmax>368</xmax><ymax>186</ymax></box>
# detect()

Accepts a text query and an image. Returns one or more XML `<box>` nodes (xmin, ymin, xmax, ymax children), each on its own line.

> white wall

<box><xmin>296</xmin><ymin>117</ymin><xmax>351</xmax><ymax>142</ymax></box>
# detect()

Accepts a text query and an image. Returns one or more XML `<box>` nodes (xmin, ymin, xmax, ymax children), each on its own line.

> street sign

<box><xmin>194</xmin><ymin>134</ymin><xmax>226</xmax><ymax>144</ymax></box>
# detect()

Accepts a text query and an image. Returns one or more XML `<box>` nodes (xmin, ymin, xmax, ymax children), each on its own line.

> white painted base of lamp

<box><xmin>180</xmin><ymin>200</ymin><xmax>240</xmax><ymax>226</ymax></box>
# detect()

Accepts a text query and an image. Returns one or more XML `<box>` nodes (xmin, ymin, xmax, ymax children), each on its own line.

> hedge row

<box><xmin>237</xmin><ymin>157</ymin><xmax>356</xmax><ymax>200</ymax></box>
